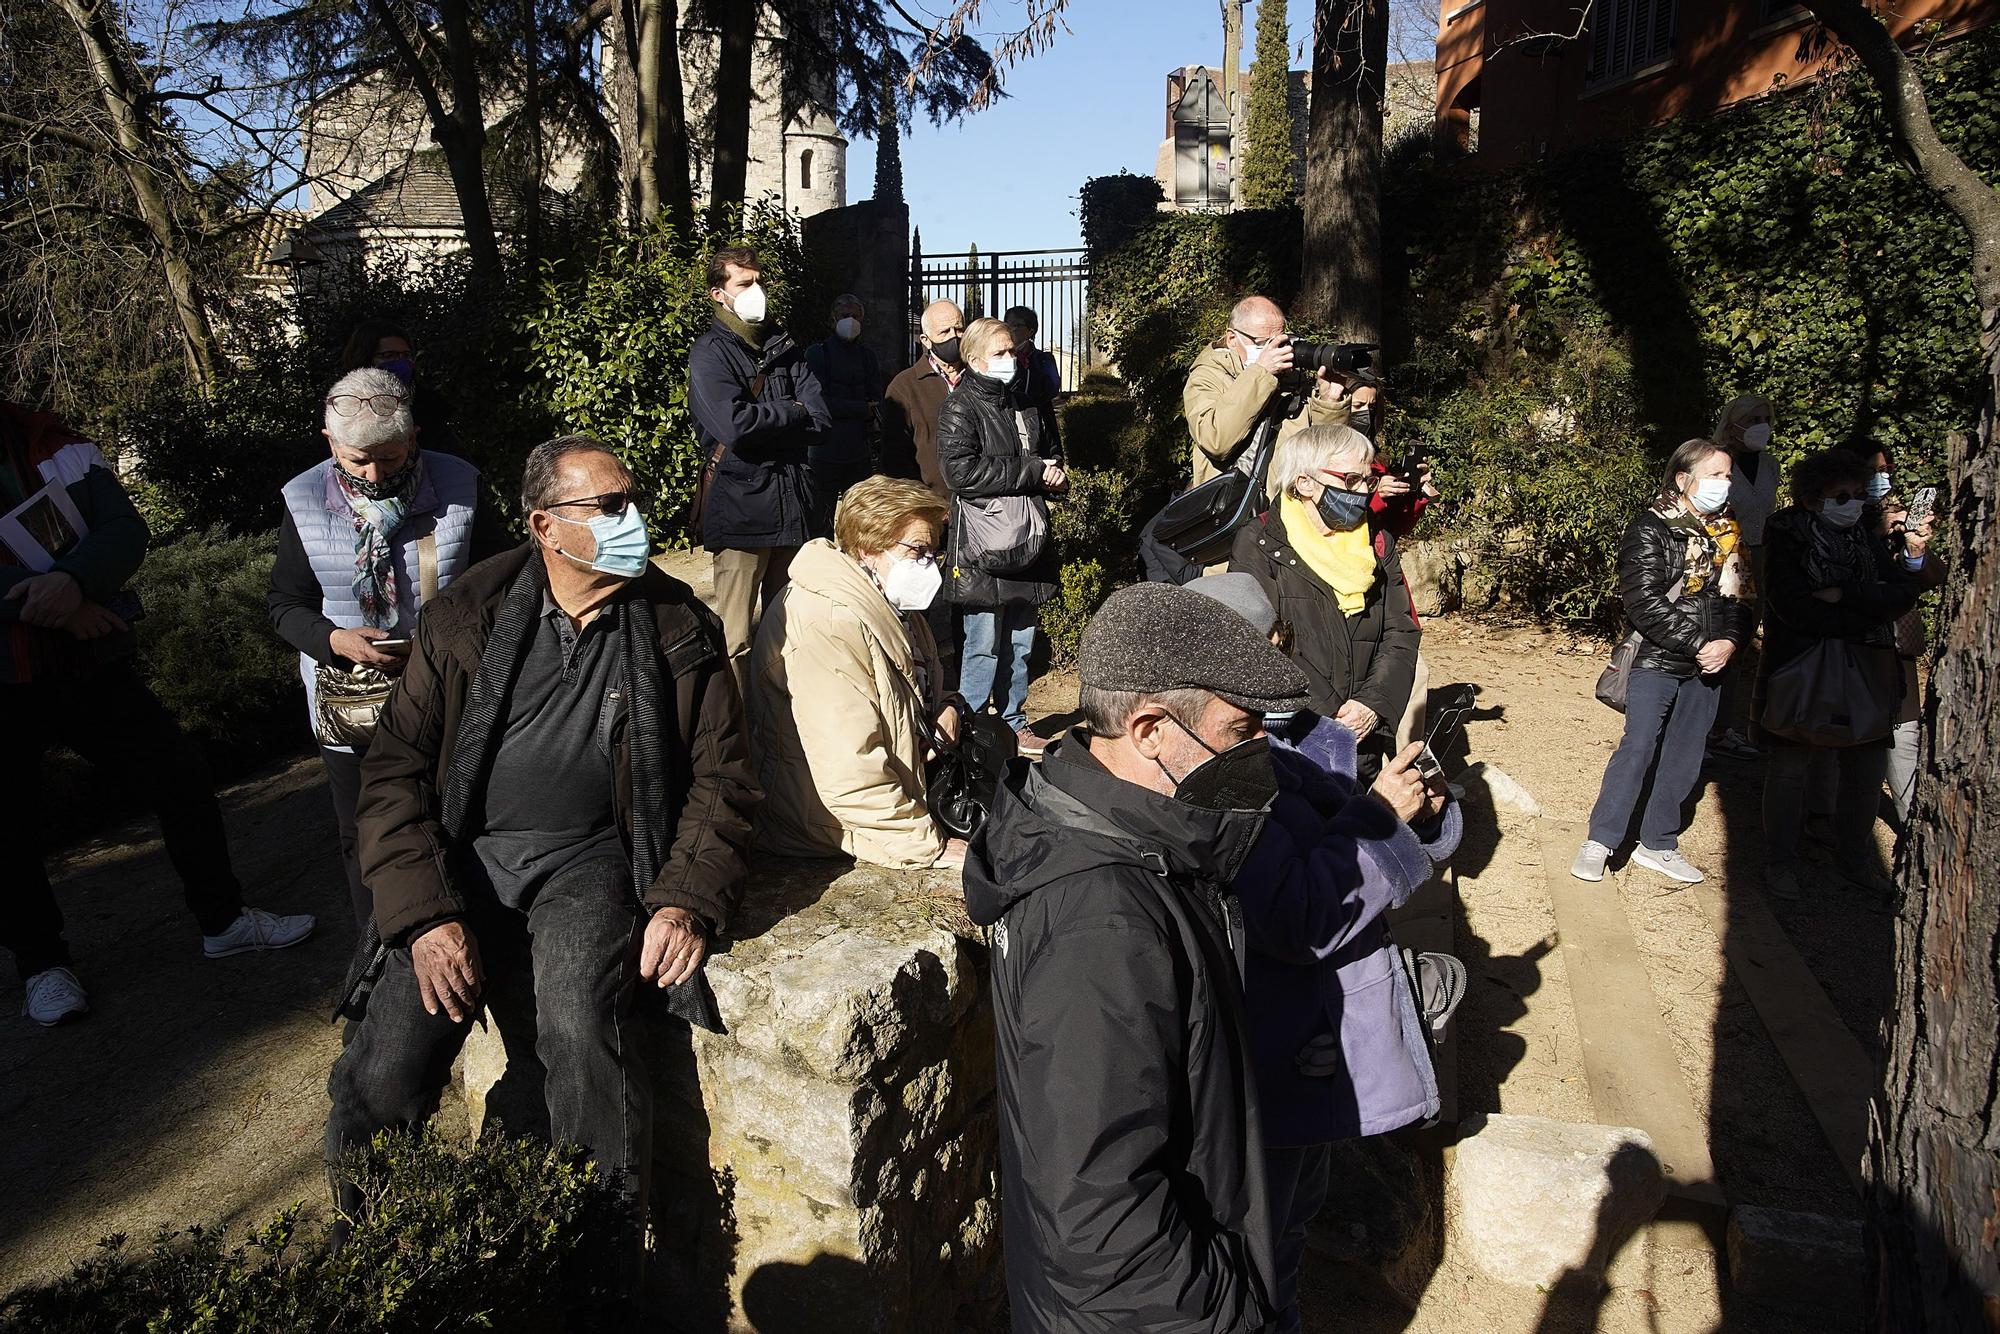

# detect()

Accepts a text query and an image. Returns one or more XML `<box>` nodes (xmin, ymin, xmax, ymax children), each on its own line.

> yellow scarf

<box><xmin>1282</xmin><ymin>493</ymin><xmax>1374</xmax><ymax>615</ymax></box>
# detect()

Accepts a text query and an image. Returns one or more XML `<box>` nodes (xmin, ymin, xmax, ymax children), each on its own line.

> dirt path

<box><xmin>1</xmin><ymin>583</ymin><xmax>1886</xmax><ymax>1332</ymax></box>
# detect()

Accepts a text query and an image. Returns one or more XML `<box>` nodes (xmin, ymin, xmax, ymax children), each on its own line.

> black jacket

<box><xmin>1756</xmin><ymin>505</ymin><xmax>1919</xmax><ymax>681</ymax></box>
<box><xmin>964</xmin><ymin>732</ymin><xmax>1276</xmax><ymax>1334</ymax></box>
<box><xmin>1618</xmin><ymin>508</ymin><xmax>1755</xmax><ymax>678</ymax></box>
<box><xmin>1229</xmin><ymin>504</ymin><xmax>1418</xmax><ymax>743</ymax></box>
<box><xmin>688</xmin><ymin>318</ymin><xmax>831</xmax><ymax>550</ymax></box>
<box><xmin>938</xmin><ymin>371</ymin><xmax>1061</xmax><ymax>608</ymax></box>
<box><xmin>802</xmin><ymin>337</ymin><xmax>881</xmax><ymax>465</ymax></box>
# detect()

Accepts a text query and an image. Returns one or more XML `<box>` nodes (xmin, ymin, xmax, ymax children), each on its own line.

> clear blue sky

<box><xmin>848</xmin><ymin>0</ymin><xmax>1326</xmax><ymax>255</ymax></box>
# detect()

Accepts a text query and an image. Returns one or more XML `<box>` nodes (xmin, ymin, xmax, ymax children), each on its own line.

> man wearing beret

<box><xmin>964</xmin><ymin>581</ymin><xmax>1310</xmax><ymax>1333</ymax></box>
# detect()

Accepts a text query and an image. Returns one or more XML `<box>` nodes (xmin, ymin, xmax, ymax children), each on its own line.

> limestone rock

<box><xmin>1448</xmin><ymin>1112</ymin><xmax>1666</xmax><ymax>1290</ymax></box>
<box><xmin>1399</xmin><ymin>539</ymin><xmax>1463</xmax><ymax>619</ymax></box>
<box><xmin>1727</xmin><ymin>1205</ymin><xmax>1864</xmax><ymax>1313</ymax></box>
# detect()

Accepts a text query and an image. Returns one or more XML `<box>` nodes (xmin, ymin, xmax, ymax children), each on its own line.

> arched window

<box><xmin>800</xmin><ymin>149</ymin><xmax>814</xmax><ymax>191</ymax></box>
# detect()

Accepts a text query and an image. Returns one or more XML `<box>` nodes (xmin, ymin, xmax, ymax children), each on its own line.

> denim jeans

<box><xmin>959</xmin><ymin>605</ymin><xmax>1036</xmax><ymax>730</ymax></box>
<box><xmin>1264</xmin><ymin>1142</ymin><xmax>1334</xmax><ymax>1334</ymax></box>
<box><xmin>1586</xmin><ymin>667</ymin><xmax>1720</xmax><ymax>852</ymax></box>
<box><xmin>1764</xmin><ymin>740</ymin><xmax>1889</xmax><ymax>869</ymax></box>
<box><xmin>324</xmin><ymin>855</ymin><xmax>650</xmax><ymax>1224</ymax></box>
<box><xmin>2</xmin><ymin>661</ymin><xmax>244</xmax><ymax>977</ymax></box>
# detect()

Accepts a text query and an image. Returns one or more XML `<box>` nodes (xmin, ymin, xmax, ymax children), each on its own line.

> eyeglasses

<box><xmin>1318</xmin><ymin>469</ymin><xmax>1378</xmax><ymax>491</ymax></box>
<box><xmin>546</xmin><ymin>490</ymin><xmax>641</xmax><ymax>516</ymax></box>
<box><xmin>894</xmin><ymin>540</ymin><xmax>939</xmax><ymax>565</ymax></box>
<box><xmin>326</xmin><ymin>392</ymin><xmax>407</xmax><ymax>418</ymax></box>
<box><xmin>1231</xmin><ymin>327</ymin><xmax>1287</xmax><ymax>348</ymax></box>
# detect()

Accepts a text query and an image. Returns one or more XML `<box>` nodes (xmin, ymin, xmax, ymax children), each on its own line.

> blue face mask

<box><xmin>379</xmin><ymin>356</ymin><xmax>416</xmax><ymax>386</ymax></box>
<box><xmin>1867</xmin><ymin>470</ymin><xmax>1892</xmax><ymax>501</ymax></box>
<box><xmin>1315</xmin><ymin>485</ymin><xmax>1372</xmax><ymax>532</ymax></box>
<box><xmin>551</xmin><ymin>504</ymin><xmax>651</xmax><ymax>579</ymax></box>
<box><xmin>1691</xmin><ymin>477</ymin><xmax>1732</xmax><ymax>514</ymax></box>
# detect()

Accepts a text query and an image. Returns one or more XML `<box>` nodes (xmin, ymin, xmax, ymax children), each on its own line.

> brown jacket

<box><xmin>1183</xmin><ymin>344</ymin><xmax>1350</xmax><ymax>488</ymax></box>
<box><xmin>880</xmin><ymin>355</ymin><xmax>956</xmax><ymax>496</ymax></box>
<box><xmin>356</xmin><ymin>545</ymin><xmax>758</xmax><ymax>946</ymax></box>
<box><xmin>749</xmin><ymin>539</ymin><xmax>946</xmax><ymax>869</ymax></box>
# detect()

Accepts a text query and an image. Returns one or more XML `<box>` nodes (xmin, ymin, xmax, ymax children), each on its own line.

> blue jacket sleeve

<box><xmin>687</xmin><ymin>336</ymin><xmax>809</xmax><ymax>454</ymax></box>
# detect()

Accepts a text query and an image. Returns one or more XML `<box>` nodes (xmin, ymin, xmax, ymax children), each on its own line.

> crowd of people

<box><xmin>0</xmin><ymin>242</ymin><xmax>1946</xmax><ymax>1329</ymax></box>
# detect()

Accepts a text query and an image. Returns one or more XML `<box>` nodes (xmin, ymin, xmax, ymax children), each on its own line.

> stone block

<box><xmin>1399</xmin><ymin>538</ymin><xmax>1463</xmax><ymax>618</ymax></box>
<box><xmin>1448</xmin><ymin>1113</ymin><xmax>1666</xmax><ymax>1290</ymax></box>
<box><xmin>1727</xmin><ymin>1205</ymin><xmax>1865</xmax><ymax>1314</ymax></box>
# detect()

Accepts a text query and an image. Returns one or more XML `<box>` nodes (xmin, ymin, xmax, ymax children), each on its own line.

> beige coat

<box><xmin>1183</xmin><ymin>344</ymin><xmax>1351</xmax><ymax>487</ymax></box>
<box><xmin>749</xmin><ymin>539</ymin><xmax>946</xmax><ymax>869</ymax></box>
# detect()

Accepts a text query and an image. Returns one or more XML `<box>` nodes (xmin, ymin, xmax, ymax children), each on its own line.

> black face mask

<box><xmin>338</xmin><ymin>456</ymin><xmax>417</xmax><ymax>501</ymax></box>
<box><xmin>1315</xmin><ymin>485</ymin><xmax>1372</xmax><ymax>532</ymax></box>
<box><xmin>928</xmin><ymin>336</ymin><xmax>962</xmax><ymax>366</ymax></box>
<box><xmin>1159</xmin><ymin>716</ymin><xmax>1278</xmax><ymax>812</ymax></box>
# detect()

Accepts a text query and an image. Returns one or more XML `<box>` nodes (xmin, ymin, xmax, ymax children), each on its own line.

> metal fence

<box><xmin>909</xmin><ymin>243</ymin><xmax>1092</xmax><ymax>391</ymax></box>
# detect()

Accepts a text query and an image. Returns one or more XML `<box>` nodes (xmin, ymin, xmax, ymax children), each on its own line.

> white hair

<box><xmin>324</xmin><ymin>367</ymin><xmax>415</xmax><ymax>451</ymax></box>
<box><xmin>1267</xmin><ymin>423</ymin><xmax>1375</xmax><ymax>503</ymax></box>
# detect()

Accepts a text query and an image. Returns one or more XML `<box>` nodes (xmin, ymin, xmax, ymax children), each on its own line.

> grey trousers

<box><xmin>1764</xmin><ymin>741</ymin><xmax>1890</xmax><ymax>868</ymax></box>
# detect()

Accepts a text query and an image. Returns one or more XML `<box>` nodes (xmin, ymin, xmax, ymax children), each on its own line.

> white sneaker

<box><xmin>23</xmin><ymin>967</ymin><xmax>89</xmax><ymax>1026</ymax></box>
<box><xmin>203</xmin><ymin>907</ymin><xmax>316</xmax><ymax>959</ymax></box>
<box><xmin>1630</xmin><ymin>845</ymin><xmax>1705</xmax><ymax>884</ymax></box>
<box><xmin>1570</xmin><ymin>840</ymin><xmax>1612</xmax><ymax>882</ymax></box>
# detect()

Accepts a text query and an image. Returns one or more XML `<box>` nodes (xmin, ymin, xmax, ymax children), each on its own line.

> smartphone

<box><xmin>1905</xmin><ymin>485</ymin><xmax>1938</xmax><ymax>531</ymax></box>
<box><xmin>1414</xmin><ymin>684</ymin><xmax>1477</xmax><ymax>782</ymax></box>
<box><xmin>1399</xmin><ymin>436</ymin><xmax>1428</xmax><ymax>485</ymax></box>
<box><xmin>373</xmin><ymin>638</ymin><xmax>413</xmax><ymax>656</ymax></box>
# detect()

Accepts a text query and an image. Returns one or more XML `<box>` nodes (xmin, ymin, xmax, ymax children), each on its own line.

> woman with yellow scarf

<box><xmin>1230</xmin><ymin>424</ymin><xmax>1421</xmax><ymax>778</ymax></box>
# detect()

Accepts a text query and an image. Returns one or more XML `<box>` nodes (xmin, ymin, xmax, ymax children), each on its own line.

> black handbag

<box><xmin>917</xmin><ymin>692</ymin><xmax>1019</xmax><ymax>840</ymax></box>
<box><xmin>1147</xmin><ymin>403</ymin><xmax>1291</xmax><ymax>569</ymax></box>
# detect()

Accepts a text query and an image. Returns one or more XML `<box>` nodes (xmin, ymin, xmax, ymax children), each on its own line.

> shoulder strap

<box><xmin>417</xmin><ymin>531</ymin><xmax>439</xmax><ymax>605</ymax></box>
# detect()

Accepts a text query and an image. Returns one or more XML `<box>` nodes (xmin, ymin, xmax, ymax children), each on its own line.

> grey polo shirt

<box><xmin>473</xmin><ymin>592</ymin><xmax>628</xmax><ymax>907</ymax></box>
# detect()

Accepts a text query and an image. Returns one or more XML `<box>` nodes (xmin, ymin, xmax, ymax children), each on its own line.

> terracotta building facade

<box><xmin>1434</xmin><ymin>0</ymin><xmax>1993</xmax><ymax>167</ymax></box>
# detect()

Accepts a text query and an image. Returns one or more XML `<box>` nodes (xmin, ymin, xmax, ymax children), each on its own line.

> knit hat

<box><xmin>1185</xmin><ymin>572</ymin><xmax>1279</xmax><ymax>638</ymax></box>
<box><xmin>1080</xmin><ymin>582</ymin><xmax>1310</xmax><ymax>713</ymax></box>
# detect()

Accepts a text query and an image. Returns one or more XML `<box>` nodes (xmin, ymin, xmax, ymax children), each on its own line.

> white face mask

<box><xmin>835</xmin><ymin>316</ymin><xmax>861</xmax><ymax>341</ymax></box>
<box><xmin>1740</xmin><ymin>422</ymin><xmax>1772</xmax><ymax>451</ymax></box>
<box><xmin>731</xmin><ymin>282</ymin><xmax>768</xmax><ymax>324</ymax></box>
<box><xmin>1691</xmin><ymin>476</ymin><xmax>1732</xmax><ymax>514</ymax></box>
<box><xmin>1239</xmin><ymin>340</ymin><xmax>1263</xmax><ymax>367</ymax></box>
<box><xmin>879</xmin><ymin>553</ymin><xmax>942</xmax><ymax>611</ymax></box>
<box><xmin>1819</xmin><ymin>497</ymin><xmax>1865</xmax><ymax>529</ymax></box>
<box><xmin>981</xmin><ymin>354</ymin><xmax>1017</xmax><ymax>383</ymax></box>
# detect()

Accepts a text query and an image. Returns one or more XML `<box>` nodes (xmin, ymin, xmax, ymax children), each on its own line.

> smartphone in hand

<box><xmin>373</xmin><ymin>638</ymin><xmax>413</xmax><ymax>657</ymax></box>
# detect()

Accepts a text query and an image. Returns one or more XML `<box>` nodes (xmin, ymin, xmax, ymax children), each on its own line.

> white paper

<box><xmin>0</xmin><ymin>477</ymin><xmax>89</xmax><ymax>573</ymax></box>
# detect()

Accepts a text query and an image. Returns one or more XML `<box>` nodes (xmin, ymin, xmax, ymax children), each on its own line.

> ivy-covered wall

<box><xmin>1080</xmin><ymin>29</ymin><xmax>1997</xmax><ymax>625</ymax></box>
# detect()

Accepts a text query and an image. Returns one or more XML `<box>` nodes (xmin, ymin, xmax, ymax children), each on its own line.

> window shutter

<box><xmin>1588</xmin><ymin>0</ymin><xmax>1614</xmax><ymax>80</ymax></box>
<box><xmin>1648</xmin><ymin>0</ymin><xmax>1676</xmax><ymax>64</ymax></box>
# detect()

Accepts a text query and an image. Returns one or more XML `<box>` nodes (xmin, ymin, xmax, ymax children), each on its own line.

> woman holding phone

<box><xmin>267</xmin><ymin>366</ymin><xmax>497</xmax><ymax>933</ymax></box>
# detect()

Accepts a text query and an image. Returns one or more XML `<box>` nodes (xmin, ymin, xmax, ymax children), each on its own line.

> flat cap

<box><xmin>1185</xmin><ymin>572</ymin><xmax>1279</xmax><ymax>637</ymax></box>
<box><xmin>1080</xmin><ymin>581</ymin><xmax>1310</xmax><ymax>713</ymax></box>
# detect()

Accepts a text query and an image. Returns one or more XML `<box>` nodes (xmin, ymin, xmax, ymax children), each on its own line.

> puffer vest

<box><xmin>280</xmin><ymin>451</ymin><xmax>480</xmax><ymax>740</ymax></box>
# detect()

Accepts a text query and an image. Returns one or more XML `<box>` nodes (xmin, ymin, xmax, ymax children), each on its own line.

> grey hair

<box><xmin>324</xmin><ymin>367</ymin><xmax>415</xmax><ymax>450</ymax></box>
<box><xmin>831</xmin><ymin>292</ymin><xmax>865</xmax><ymax>318</ymax></box>
<box><xmin>1079</xmin><ymin>684</ymin><xmax>1217</xmax><ymax>739</ymax></box>
<box><xmin>520</xmin><ymin>434</ymin><xmax>625</xmax><ymax>514</ymax></box>
<box><xmin>1267</xmin><ymin>423</ymin><xmax>1375</xmax><ymax>503</ymax></box>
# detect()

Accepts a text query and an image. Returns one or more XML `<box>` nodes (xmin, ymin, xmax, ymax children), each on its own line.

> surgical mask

<box><xmin>835</xmin><ymin>316</ymin><xmax>861</xmax><ymax>342</ymax></box>
<box><xmin>1240</xmin><ymin>341</ymin><xmax>1263</xmax><ymax>367</ymax></box>
<box><xmin>1867</xmin><ymin>470</ymin><xmax>1892</xmax><ymax>501</ymax></box>
<box><xmin>731</xmin><ymin>283</ymin><xmax>768</xmax><ymax>325</ymax></box>
<box><xmin>1818</xmin><ymin>498</ymin><xmax>1865</xmax><ymax>530</ymax></box>
<box><xmin>1160</xmin><ymin>718</ymin><xmax>1278</xmax><ymax>812</ymax></box>
<box><xmin>378</xmin><ymin>356</ymin><xmax>416</xmax><ymax>387</ymax></box>
<box><xmin>1348</xmin><ymin>406</ymin><xmax>1375</xmax><ymax>437</ymax></box>
<box><xmin>981</xmin><ymin>355</ymin><xmax>1017</xmax><ymax>383</ymax></box>
<box><xmin>1315</xmin><ymin>485</ymin><xmax>1372</xmax><ymax>532</ymax></box>
<box><xmin>1740</xmin><ymin>423</ymin><xmax>1772</xmax><ymax>451</ymax></box>
<box><xmin>1691</xmin><ymin>477</ymin><xmax>1732</xmax><ymax>514</ymax></box>
<box><xmin>549</xmin><ymin>504</ymin><xmax>651</xmax><ymax>579</ymax></box>
<box><xmin>928</xmin><ymin>336</ymin><xmax>962</xmax><ymax>366</ymax></box>
<box><xmin>879</xmin><ymin>553</ymin><xmax>941</xmax><ymax>612</ymax></box>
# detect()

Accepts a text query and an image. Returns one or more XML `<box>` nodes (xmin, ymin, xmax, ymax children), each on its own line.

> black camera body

<box><xmin>1281</xmin><ymin>339</ymin><xmax>1381</xmax><ymax>388</ymax></box>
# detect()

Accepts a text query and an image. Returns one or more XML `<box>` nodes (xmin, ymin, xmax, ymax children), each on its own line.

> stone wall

<box><xmin>803</xmin><ymin>200</ymin><xmax>912</xmax><ymax>373</ymax></box>
<box><xmin>458</xmin><ymin>855</ymin><xmax>1000</xmax><ymax>1333</ymax></box>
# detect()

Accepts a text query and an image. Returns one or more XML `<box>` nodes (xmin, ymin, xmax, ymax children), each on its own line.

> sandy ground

<box><xmin>1</xmin><ymin>576</ymin><xmax>1885</xmax><ymax>1333</ymax></box>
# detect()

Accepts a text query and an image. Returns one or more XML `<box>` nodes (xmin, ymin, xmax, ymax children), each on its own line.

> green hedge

<box><xmin>1081</xmin><ymin>29</ymin><xmax>1998</xmax><ymax>625</ymax></box>
<box><xmin>0</xmin><ymin>1130</ymin><xmax>636</xmax><ymax>1333</ymax></box>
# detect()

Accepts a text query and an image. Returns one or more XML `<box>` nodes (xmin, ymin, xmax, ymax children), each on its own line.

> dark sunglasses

<box><xmin>546</xmin><ymin>490</ymin><xmax>640</xmax><ymax>517</ymax></box>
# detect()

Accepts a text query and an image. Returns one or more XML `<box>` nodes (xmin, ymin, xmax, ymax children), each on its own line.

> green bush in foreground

<box><xmin>0</xmin><ymin>1129</ymin><xmax>636</xmax><ymax>1333</ymax></box>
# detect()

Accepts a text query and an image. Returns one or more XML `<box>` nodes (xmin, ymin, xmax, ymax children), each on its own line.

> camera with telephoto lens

<box><xmin>1279</xmin><ymin>339</ymin><xmax>1381</xmax><ymax>390</ymax></box>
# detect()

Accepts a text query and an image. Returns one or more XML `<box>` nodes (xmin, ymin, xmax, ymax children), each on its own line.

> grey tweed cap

<box><xmin>1080</xmin><ymin>581</ymin><xmax>1310</xmax><ymax>713</ymax></box>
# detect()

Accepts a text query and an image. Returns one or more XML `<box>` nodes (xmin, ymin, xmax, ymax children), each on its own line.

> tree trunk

<box><xmin>1298</xmin><ymin>0</ymin><xmax>1387</xmax><ymax>343</ymax></box>
<box><xmin>627</xmin><ymin>0</ymin><xmax>693</xmax><ymax>229</ymax></box>
<box><xmin>56</xmin><ymin>0</ymin><xmax>221</xmax><ymax>389</ymax></box>
<box><xmin>518</xmin><ymin>0</ymin><xmax>544</xmax><ymax>258</ymax></box>
<box><xmin>707</xmin><ymin>0</ymin><xmax>755</xmax><ymax>230</ymax></box>
<box><xmin>1808</xmin><ymin>0</ymin><xmax>2000</xmax><ymax>1323</ymax></box>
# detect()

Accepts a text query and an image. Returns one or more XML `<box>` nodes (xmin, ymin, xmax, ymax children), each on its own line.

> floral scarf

<box><xmin>333</xmin><ymin>453</ymin><xmax>424</xmax><ymax>628</ymax></box>
<box><xmin>1658</xmin><ymin>503</ymin><xmax>1754</xmax><ymax>602</ymax></box>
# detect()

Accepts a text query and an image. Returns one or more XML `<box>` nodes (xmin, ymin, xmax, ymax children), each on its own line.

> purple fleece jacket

<box><xmin>1235</xmin><ymin>715</ymin><xmax>1462</xmax><ymax>1145</ymax></box>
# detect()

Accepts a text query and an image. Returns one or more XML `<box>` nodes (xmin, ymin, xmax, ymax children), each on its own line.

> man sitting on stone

<box><xmin>965</xmin><ymin>581</ymin><xmax>1309</xmax><ymax>1332</ymax></box>
<box><xmin>325</xmin><ymin>436</ymin><xmax>758</xmax><ymax>1265</ymax></box>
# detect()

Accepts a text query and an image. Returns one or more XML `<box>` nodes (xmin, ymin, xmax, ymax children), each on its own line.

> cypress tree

<box><xmin>874</xmin><ymin>70</ymin><xmax>904</xmax><ymax>204</ymax></box>
<box><xmin>1240</xmin><ymin>0</ymin><xmax>1297</xmax><ymax>208</ymax></box>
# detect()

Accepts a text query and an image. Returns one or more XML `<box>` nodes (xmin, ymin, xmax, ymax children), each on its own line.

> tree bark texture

<box><xmin>706</xmin><ymin>0</ymin><xmax>755</xmax><ymax>230</ymax></box>
<box><xmin>624</xmin><ymin>0</ymin><xmax>693</xmax><ymax>229</ymax></box>
<box><xmin>1812</xmin><ymin>1</ymin><xmax>2000</xmax><ymax>1325</ymax></box>
<box><xmin>1299</xmin><ymin>0</ymin><xmax>1388</xmax><ymax>343</ymax></box>
<box><xmin>56</xmin><ymin>0</ymin><xmax>221</xmax><ymax>389</ymax></box>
